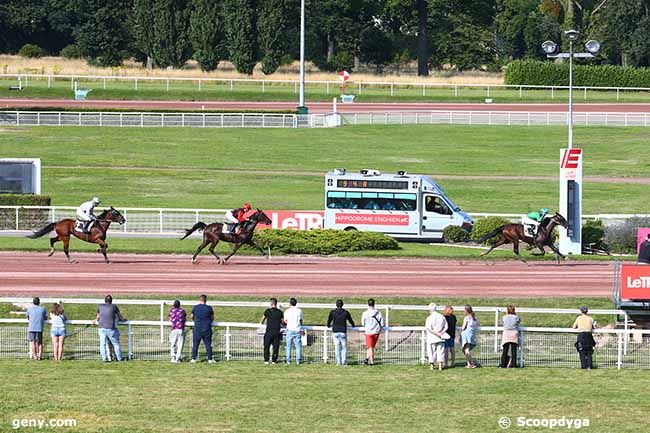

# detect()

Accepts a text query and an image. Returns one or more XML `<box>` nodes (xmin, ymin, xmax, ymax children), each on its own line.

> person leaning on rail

<box><xmin>573</xmin><ymin>306</ymin><xmax>597</xmax><ymax>370</ymax></box>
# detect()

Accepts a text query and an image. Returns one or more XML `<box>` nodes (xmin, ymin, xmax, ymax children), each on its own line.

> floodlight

<box><xmin>564</xmin><ymin>29</ymin><xmax>579</xmax><ymax>41</ymax></box>
<box><xmin>585</xmin><ymin>40</ymin><xmax>601</xmax><ymax>54</ymax></box>
<box><xmin>541</xmin><ymin>41</ymin><xmax>558</xmax><ymax>55</ymax></box>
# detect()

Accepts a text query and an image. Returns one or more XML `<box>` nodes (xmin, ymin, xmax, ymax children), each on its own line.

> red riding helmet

<box><xmin>243</xmin><ymin>202</ymin><xmax>251</xmax><ymax>210</ymax></box>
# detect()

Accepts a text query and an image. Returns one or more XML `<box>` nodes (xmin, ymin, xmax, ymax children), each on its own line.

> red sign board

<box><xmin>335</xmin><ymin>213</ymin><xmax>409</xmax><ymax>226</ymax></box>
<box><xmin>256</xmin><ymin>211</ymin><xmax>324</xmax><ymax>230</ymax></box>
<box><xmin>638</xmin><ymin>228</ymin><xmax>650</xmax><ymax>254</ymax></box>
<box><xmin>620</xmin><ymin>264</ymin><xmax>650</xmax><ymax>300</ymax></box>
<box><xmin>560</xmin><ymin>148</ymin><xmax>582</xmax><ymax>181</ymax></box>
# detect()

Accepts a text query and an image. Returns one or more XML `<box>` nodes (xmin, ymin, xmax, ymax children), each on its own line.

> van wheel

<box><xmin>343</xmin><ymin>226</ymin><xmax>357</xmax><ymax>231</ymax></box>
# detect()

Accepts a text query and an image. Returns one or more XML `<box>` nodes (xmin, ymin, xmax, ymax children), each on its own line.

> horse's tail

<box><xmin>478</xmin><ymin>225</ymin><xmax>506</xmax><ymax>244</ymax></box>
<box><xmin>180</xmin><ymin>222</ymin><xmax>207</xmax><ymax>240</ymax></box>
<box><xmin>26</xmin><ymin>222</ymin><xmax>56</xmax><ymax>239</ymax></box>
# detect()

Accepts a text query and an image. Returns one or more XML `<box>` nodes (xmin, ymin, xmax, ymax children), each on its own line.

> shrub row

<box><xmin>253</xmin><ymin>229</ymin><xmax>399</xmax><ymax>255</ymax></box>
<box><xmin>0</xmin><ymin>194</ymin><xmax>51</xmax><ymax>206</ymax></box>
<box><xmin>505</xmin><ymin>60</ymin><xmax>650</xmax><ymax>88</ymax></box>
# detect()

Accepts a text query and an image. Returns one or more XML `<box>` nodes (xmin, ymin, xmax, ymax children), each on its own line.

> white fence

<box><xmin>1</xmin><ymin>318</ymin><xmax>648</xmax><ymax>369</ymax></box>
<box><xmin>1</xmin><ymin>206</ymin><xmax>646</xmax><ymax>234</ymax></box>
<box><xmin>2</xmin><ymin>110</ymin><xmax>650</xmax><ymax>128</ymax></box>
<box><xmin>3</xmin><ymin>73</ymin><xmax>650</xmax><ymax>101</ymax></box>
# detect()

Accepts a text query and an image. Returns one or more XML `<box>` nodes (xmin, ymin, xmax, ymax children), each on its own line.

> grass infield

<box><xmin>0</xmin><ymin>360</ymin><xmax>646</xmax><ymax>433</ymax></box>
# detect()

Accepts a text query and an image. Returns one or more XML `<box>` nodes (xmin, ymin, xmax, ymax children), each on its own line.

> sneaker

<box><xmin>190</xmin><ymin>359</ymin><xmax>197</xmax><ymax>364</ymax></box>
<box><xmin>271</xmin><ymin>362</ymin><xmax>276</xmax><ymax>365</ymax></box>
<box><xmin>208</xmin><ymin>359</ymin><xmax>216</xmax><ymax>364</ymax></box>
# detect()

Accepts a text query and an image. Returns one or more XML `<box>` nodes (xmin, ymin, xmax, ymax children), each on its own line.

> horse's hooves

<box><xmin>191</xmin><ymin>259</ymin><xmax>197</xmax><ymax>264</ymax></box>
<box><xmin>48</xmin><ymin>251</ymin><xmax>54</xmax><ymax>257</ymax></box>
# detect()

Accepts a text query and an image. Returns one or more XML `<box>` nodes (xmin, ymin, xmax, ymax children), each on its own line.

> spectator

<box><xmin>168</xmin><ymin>300</ymin><xmax>186</xmax><ymax>363</ymax></box>
<box><xmin>461</xmin><ymin>305</ymin><xmax>479</xmax><ymax>368</ymax></box>
<box><xmin>425</xmin><ymin>303</ymin><xmax>449</xmax><ymax>371</ymax></box>
<box><xmin>327</xmin><ymin>299</ymin><xmax>356</xmax><ymax>366</ymax></box>
<box><xmin>361</xmin><ymin>298</ymin><xmax>384</xmax><ymax>366</ymax></box>
<box><xmin>27</xmin><ymin>297</ymin><xmax>47</xmax><ymax>361</ymax></box>
<box><xmin>50</xmin><ymin>303</ymin><xmax>67</xmax><ymax>362</ymax></box>
<box><xmin>191</xmin><ymin>295</ymin><xmax>215</xmax><ymax>364</ymax></box>
<box><xmin>284</xmin><ymin>298</ymin><xmax>303</xmax><ymax>365</ymax></box>
<box><xmin>96</xmin><ymin>295</ymin><xmax>125</xmax><ymax>362</ymax></box>
<box><xmin>572</xmin><ymin>306</ymin><xmax>596</xmax><ymax>370</ymax></box>
<box><xmin>260</xmin><ymin>298</ymin><xmax>284</xmax><ymax>365</ymax></box>
<box><xmin>500</xmin><ymin>304</ymin><xmax>521</xmax><ymax>368</ymax></box>
<box><xmin>442</xmin><ymin>305</ymin><xmax>457</xmax><ymax>367</ymax></box>
<box><xmin>638</xmin><ymin>234</ymin><xmax>650</xmax><ymax>264</ymax></box>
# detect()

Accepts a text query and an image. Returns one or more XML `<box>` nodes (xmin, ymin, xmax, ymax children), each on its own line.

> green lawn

<box><xmin>2</xmin><ymin>77</ymin><xmax>650</xmax><ymax>104</ymax></box>
<box><xmin>1</xmin><ymin>125</ymin><xmax>649</xmax><ymax>212</ymax></box>
<box><xmin>0</xmin><ymin>360</ymin><xmax>646</xmax><ymax>433</ymax></box>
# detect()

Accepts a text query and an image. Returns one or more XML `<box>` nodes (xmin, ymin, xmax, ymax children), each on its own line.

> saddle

<box><xmin>75</xmin><ymin>220</ymin><xmax>94</xmax><ymax>233</ymax></box>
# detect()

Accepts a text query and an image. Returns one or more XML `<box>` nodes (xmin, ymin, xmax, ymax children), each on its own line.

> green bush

<box><xmin>582</xmin><ymin>220</ymin><xmax>606</xmax><ymax>248</ymax></box>
<box><xmin>604</xmin><ymin>217</ymin><xmax>650</xmax><ymax>254</ymax></box>
<box><xmin>0</xmin><ymin>194</ymin><xmax>51</xmax><ymax>206</ymax></box>
<box><xmin>18</xmin><ymin>44</ymin><xmax>45</xmax><ymax>59</ymax></box>
<box><xmin>60</xmin><ymin>44</ymin><xmax>83</xmax><ymax>59</ymax></box>
<box><xmin>505</xmin><ymin>60</ymin><xmax>650</xmax><ymax>88</ymax></box>
<box><xmin>470</xmin><ymin>216</ymin><xmax>511</xmax><ymax>244</ymax></box>
<box><xmin>443</xmin><ymin>225</ymin><xmax>470</xmax><ymax>243</ymax></box>
<box><xmin>253</xmin><ymin>229</ymin><xmax>399</xmax><ymax>255</ymax></box>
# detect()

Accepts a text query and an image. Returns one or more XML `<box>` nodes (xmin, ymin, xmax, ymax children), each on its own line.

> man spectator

<box><xmin>96</xmin><ymin>295</ymin><xmax>125</xmax><ymax>362</ymax></box>
<box><xmin>260</xmin><ymin>298</ymin><xmax>284</xmax><ymax>365</ymax></box>
<box><xmin>361</xmin><ymin>298</ymin><xmax>384</xmax><ymax>366</ymax></box>
<box><xmin>27</xmin><ymin>297</ymin><xmax>47</xmax><ymax>360</ymax></box>
<box><xmin>168</xmin><ymin>300</ymin><xmax>186</xmax><ymax>363</ymax></box>
<box><xmin>191</xmin><ymin>295</ymin><xmax>215</xmax><ymax>363</ymax></box>
<box><xmin>284</xmin><ymin>298</ymin><xmax>303</xmax><ymax>365</ymax></box>
<box><xmin>638</xmin><ymin>234</ymin><xmax>650</xmax><ymax>264</ymax></box>
<box><xmin>327</xmin><ymin>299</ymin><xmax>355</xmax><ymax>366</ymax></box>
<box><xmin>425</xmin><ymin>303</ymin><xmax>449</xmax><ymax>371</ymax></box>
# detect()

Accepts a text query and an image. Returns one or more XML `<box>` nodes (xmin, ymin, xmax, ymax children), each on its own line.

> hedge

<box><xmin>604</xmin><ymin>216</ymin><xmax>650</xmax><ymax>254</ymax></box>
<box><xmin>505</xmin><ymin>60</ymin><xmax>650</xmax><ymax>88</ymax></box>
<box><xmin>18</xmin><ymin>44</ymin><xmax>44</xmax><ymax>59</ymax></box>
<box><xmin>443</xmin><ymin>225</ymin><xmax>470</xmax><ymax>243</ymax></box>
<box><xmin>253</xmin><ymin>229</ymin><xmax>399</xmax><ymax>255</ymax></box>
<box><xmin>470</xmin><ymin>216</ymin><xmax>511</xmax><ymax>244</ymax></box>
<box><xmin>0</xmin><ymin>194</ymin><xmax>51</xmax><ymax>206</ymax></box>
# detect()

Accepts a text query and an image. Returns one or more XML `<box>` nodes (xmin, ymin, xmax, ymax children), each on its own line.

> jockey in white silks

<box><xmin>77</xmin><ymin>197</ymin><xmax>101</xmax><ymax>232</ymax></box>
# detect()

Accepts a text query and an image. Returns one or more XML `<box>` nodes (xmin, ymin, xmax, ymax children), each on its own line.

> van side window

<box><xmin>425</xmin><ymin>196</ymin><xmax>451</xmax><ymax>215</ymax></box>
<box><xmin>327</xmin><ymin>191</ymin><xmax>417</xmax><ymax>211</ymax></box>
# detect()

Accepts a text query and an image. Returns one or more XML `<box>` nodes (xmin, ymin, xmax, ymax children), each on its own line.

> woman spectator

<box><xmin>460</xmin><ymin>305</ymin><xmax>479</xmax><ymax>368</ymax></box>
<box><xmin>572</xmin><ymin>306</ymin><xmax>596</xmax><ymax>370</ymax></box>
<box><xmin>442</xmin><ymin>305</ymin><xmax>457</xmax><ymax>368</ymax></box>
<box><xmin>500</xmin><ymin>304</ymin><xmax>521</xmax><ymax>368</ymax></box>
<box><xmin>50</xmin><ymin>303</ymin><xmax>67</xmax><ymax>362</ymax></box>
<box><xmin>425</xmin><ymin>303</ymin><xmax>448</xmax><ymax>371</ymax></box>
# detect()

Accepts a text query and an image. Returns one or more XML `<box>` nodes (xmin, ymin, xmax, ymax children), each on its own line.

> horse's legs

<box><xmin>96</xmin><ymin>239</ymin><xmax>109</xmax><ymax>264</ymax></box>
<box><xmin>248</xmin><ymin>240</ymin><xmax>267</xmax><ymax>257</ymax></box>
<box><xmin>222</xmin><ymin>243</ymin><xmax>243</xmax><ymax>263</ymax></box>
<box><xmin>208</xmin><ymin>240</ymin><xmax>222</xmax><ymax>263</ymax></box>
<box><xmin>62</xmin><ymin>237</ymin><xmax>74</xmax><ymax>263</ymax></box>
<box><xmin>48</xmin><ymin>236</ymin><xmax>60</xmax><ymax>257</ymax></box>
<box><xmin>512</xmin><ymin>239</ymin><xmax>527</xmax><ymax>264</ymax></box>
<box><xmin>191</xmin><ymin>237</ymin><xmax>210</xmax><ymax>264</ymax></box>
<box><xmin>480</xmin><ymin>237</ymin><xmax>507</xmax><ymax>257</ymax></box>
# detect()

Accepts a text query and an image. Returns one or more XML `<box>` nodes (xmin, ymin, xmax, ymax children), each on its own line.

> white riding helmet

<box><xmin>92</xmin><ymin>197</ymin><xmax>101</xmax><ymax>204</ymax></box>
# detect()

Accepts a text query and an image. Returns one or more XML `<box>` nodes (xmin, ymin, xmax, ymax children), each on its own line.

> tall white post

<box><xmin>568</xmin><ymin>39</ymin><xmax>574</xmax><ymax>149</ymax></box>
<box><xmin>297</xmin><ymin>0</ymin><xmax>307</xmax><ymax>114</ymax></box>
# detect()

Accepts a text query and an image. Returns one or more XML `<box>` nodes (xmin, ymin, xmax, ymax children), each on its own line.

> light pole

<box><xmin>297</xmin><ymin>0</ymin><xmax>307</xmax><ymax>115</ymax></box>
<box><xmin>541</xmin><ymin>31</ymin><xmax>601</xmax><ymax>255</ymax></box>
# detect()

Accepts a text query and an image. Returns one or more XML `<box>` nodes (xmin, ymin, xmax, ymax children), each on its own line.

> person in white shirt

<box><xmin>284</xmin><ymin>298</ymin><xmax>303</xmax><ymax>365</ymax></box>
<box><xmin>361</xmin><ymin>298</ymin><xmax>384</xmax><ymax>366</ymax></box>
<box><xmin>76</xmin><ymin>197</ymin><xmax>101</xmax><ymax>233</ymax></box>
<box><xmin>425</xmin><ymin>303</ymin><xmax>449</xmax><ymax>371</ymax></box>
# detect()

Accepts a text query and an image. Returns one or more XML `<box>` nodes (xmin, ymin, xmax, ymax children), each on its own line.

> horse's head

<box><xmin>105</xmin><ymin>207</ymin><xmax>126</xmax><ymax>225</ymax></box>
<box><xmin>549</xmin><ymin>212</ymin><xmax>569</xmax><ymax>229</ymax></box>
<box><xmin>251</xmin><ymin>209</ymin><xmax>272</xmax><ymax>225</ymax></box>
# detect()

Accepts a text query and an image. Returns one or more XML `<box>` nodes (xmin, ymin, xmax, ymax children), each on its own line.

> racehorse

<box><xmin>181</xmin><ymin>209</ymin><xmax>272</xmax><ymax>264</ymax></box>
<box><xmin>26</xmin><ymin>207</ymin><xmax>126</xmax><ymax>264</ymax></box>
<box><xmin>478</xmin><ymin>213</ymin><xmax>569</xmax><ymax>264</ymax></box>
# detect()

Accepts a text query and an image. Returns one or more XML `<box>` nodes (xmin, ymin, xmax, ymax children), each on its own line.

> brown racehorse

<box><xmin>26</xmin><ymin>207</ymin><xmax>126</xmax><ymax>263</ymax></box>
<box><xmin>478</xmin><ymin>213</ymin><xmax>569</xmax><ymax>264</ymax></box>
<box><xmin>181</xmin><ymin>209</ymin><xmax>272</xmax><ymax>264</ymax></box>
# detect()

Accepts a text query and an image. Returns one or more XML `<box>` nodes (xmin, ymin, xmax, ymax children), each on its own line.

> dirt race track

<box><xmin>0</xmin><ymin>252</ymin><xmax>614</xmax><ymax>298</ymax></box>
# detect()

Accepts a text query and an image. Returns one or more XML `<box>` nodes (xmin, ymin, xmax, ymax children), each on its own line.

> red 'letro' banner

<box><xmin>620</xmin><ymin>264</ymin><xmax>650</xmax><ymax>300</ymax></box>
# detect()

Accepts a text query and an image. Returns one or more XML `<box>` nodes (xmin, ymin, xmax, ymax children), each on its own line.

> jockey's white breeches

<box><xmin>225</xmin><ymin>211</ymin><xmax>238</xmax><ymax>224</ymax></box>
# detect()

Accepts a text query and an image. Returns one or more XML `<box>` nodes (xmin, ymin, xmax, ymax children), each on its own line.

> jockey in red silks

<box><xmin>225</xmin><ymin>202</ymin><xmax>252</xmax><ymax>234</ymax></box>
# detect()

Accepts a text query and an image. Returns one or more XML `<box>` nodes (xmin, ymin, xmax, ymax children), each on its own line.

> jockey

<box><xmin>77</xmin><ymin>197</ymin><xmax>101</xmax><ymax>233</ymax></box>
<box><xmin>523</xmin><ymin>207</ymin><xmax>549</xmax><ymax>237</ymax></box>
<box><xmin>225</xmin><ymin>202</ymin><xmax>252</xmax><ymax>234</ymax></box>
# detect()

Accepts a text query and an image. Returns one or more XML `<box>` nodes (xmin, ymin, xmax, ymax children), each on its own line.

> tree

<box><xmin>75</xmin><ymin>0</ymin><xmax>132</xmax><ymax>66</ymax></box>
<box><xmin>189</xmin><ymin>0</ymin><xmax>224</xmax><ymax>71</ymax></box>
<box><xmin>416</xmin><ymin>0</ymin><xmax>429</xmax><ymax>75</ymax></box>
<box><xmin>258</xmin><ymin>0</ymin><xmax>291</xmax><ymax>75</ymax></box>
<box><xmin>224</xmin><ymin>0</ymin><xmax>257</xmax><ymax>74</ymax></box>
<box><xmin>150</xmin><ymin>0</ymin><xmax>192</xmax><ymax>68</ymax></box>
<box><xmin>132</xmin><ymin>0</ymin><xmax>156</xmax><ymax>67</ymax></box>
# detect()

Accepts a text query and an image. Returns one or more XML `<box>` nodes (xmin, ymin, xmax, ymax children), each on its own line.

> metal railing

<box><xmin>1</xmin><ymin>206</ymin><xmax>647</xmax><ymax>234</ymax></box>
<box><xmin>0</xmin><ymin>318</ymin><xmax>647</xmax><ymax>369</ymax></box>
<box><xmin>3</xmin><ymin>73</ymin><xmax>650</xmax><ymax>101</ymax></box>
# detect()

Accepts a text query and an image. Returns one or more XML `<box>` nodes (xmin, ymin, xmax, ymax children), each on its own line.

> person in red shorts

<box><xmin>361</xmin><ymin>298</ymin><xmax>384</xmax><ymax>365</ymax></box>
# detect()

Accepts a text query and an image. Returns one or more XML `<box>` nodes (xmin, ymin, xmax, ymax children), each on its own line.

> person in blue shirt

<box><xmin>27</xmin><ymin>297</ymin><xmax>48</xmax><ymax>360</ymax></box>
<box><xmin>191</xmin><ymin>294</ymin><xmax>215</xmax><ymax>363</ymax></box>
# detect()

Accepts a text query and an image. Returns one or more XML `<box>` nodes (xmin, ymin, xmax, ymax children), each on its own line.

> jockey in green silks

<box><xmin>523</xmin><ymin>207</ymin><xmax>549</xmax><ymax>237</ymax></box>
